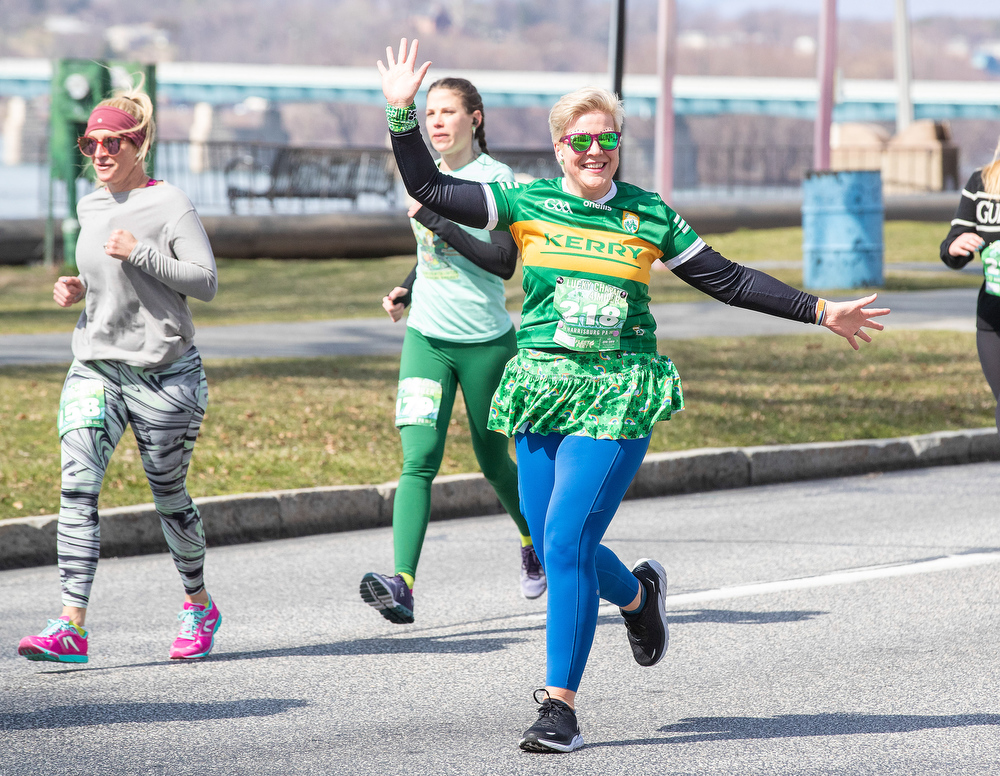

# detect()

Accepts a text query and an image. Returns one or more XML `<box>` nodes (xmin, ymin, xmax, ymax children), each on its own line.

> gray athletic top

<box><xmin>72</xmin><ymin>181</ymin><xmax>217</xmax><ymax>367</ymax></box>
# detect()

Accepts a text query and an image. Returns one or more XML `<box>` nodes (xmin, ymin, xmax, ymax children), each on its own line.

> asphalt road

<box><xmin>2</xmin><ymin>462</ymin><xmax>998</xmax><ymax>775</ymax></box>
<box><xmin>0</xmin><ymin>287</ymin><xmax>981</xmax><ymax>365</ymax></box>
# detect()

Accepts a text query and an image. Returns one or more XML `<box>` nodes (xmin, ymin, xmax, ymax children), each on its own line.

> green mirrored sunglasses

<box><xmin>559</xmin><ymin>131</ymin><xmax>621</xmax><ymax>154</ymax></box>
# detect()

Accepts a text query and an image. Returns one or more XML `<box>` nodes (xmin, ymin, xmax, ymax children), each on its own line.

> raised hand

<box><xmin>822</xmin><ymin>293</ymin><xmax>890</xmax><ymax>351</ymax></box>
<box><xmin>377</xmin><ymin>38</ymin><xmax>432</xmax><ymax>108</ymax></box>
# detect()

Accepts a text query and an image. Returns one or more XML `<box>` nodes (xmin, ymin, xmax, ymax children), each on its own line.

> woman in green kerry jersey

<box><xmin>377</xmin><ymin>39</ymin><xmax>890</xmax><ymax>754</ymax></box>
<box><xmin>359</xmin><ymin>76</ymin><xmax>546</xmax><ymax>627</ymax></box>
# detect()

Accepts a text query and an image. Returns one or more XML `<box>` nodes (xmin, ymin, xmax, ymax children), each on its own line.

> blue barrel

<box><xmin>801</xmin><ymin>170</ymin><xmax>883</xmax><ymax>290</ymax></box>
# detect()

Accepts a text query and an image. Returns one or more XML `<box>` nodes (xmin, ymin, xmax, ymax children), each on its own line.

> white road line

<box><xmin>409</xmin><ymin>551</ymin><xmax>1000</xmax><ymax>634</ymax></box>
<box><xmin>657</xmin><ymin>550</ymin><xmax>1000</xmax><ymax>609</ymax></box>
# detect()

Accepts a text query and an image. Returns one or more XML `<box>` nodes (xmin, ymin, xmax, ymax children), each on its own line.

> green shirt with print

<box><xmin>483</xmin><ymin>177</ymin><xmax>706</xmax><ymax>353</ymax></box>
<box><xmin>407</xmin><ymin>154</ymin><xmax>516</xmax><ymax>343</ymax></box>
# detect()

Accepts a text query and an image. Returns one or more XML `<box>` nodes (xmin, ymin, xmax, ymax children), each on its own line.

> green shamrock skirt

<box><xmin>487</xmin><ymin>349</ymin><xmax>684</xmax><ymax>441</ymax></box>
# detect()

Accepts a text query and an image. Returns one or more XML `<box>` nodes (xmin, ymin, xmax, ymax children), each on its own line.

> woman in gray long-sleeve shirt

<box><xmin>17</xmin><ymin>79</ymin><xmax>223</xmax><ymax>665</ymax></box>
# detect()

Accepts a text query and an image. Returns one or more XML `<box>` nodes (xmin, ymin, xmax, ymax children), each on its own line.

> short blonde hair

<box><xmin>97</xmin><ymin>72</ymin><xmax>156</xmax><ymax>167</ymax></box>
<box><xmin>984</xmin><ymin>134</ymin><xmax>1000</xmax><ymax>198</ymax></box>
<box><xmin>548</xmin><ymin>87</ymin><xmax>625</xmax><ymax>144</ymax></box>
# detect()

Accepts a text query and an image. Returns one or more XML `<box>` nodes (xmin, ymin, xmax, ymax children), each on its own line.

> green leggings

<box><xmin>393</xmin><ymin>327</ymin><xmax>530</xmax><ymax>580</ymax></box>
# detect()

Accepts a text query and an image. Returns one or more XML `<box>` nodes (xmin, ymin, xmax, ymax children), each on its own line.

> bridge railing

<box><xmin>33</xmin><ymin>140</ymin><xmax>959</xmax><ymax>219</ymax></box>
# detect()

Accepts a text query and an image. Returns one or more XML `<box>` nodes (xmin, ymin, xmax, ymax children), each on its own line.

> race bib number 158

<box><xmin>58</xmin><ymin>379</ymin><xmax>106</xmax><ymax>437</ymax></box>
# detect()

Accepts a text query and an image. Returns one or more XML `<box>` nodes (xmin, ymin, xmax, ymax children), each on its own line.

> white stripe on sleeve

<box><xmin>482</xmin><ymin>183</ymin><xmax>499</xmax><ymax>231</ymax></box>
<box><xmin>663</xmin><ymin>237</ymin><xmax>707</xmax><ymax>270</ymax></box>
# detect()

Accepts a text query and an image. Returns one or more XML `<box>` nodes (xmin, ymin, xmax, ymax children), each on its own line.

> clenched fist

<box><xmin>104</xmin><ymin>229</ymin><xmax>138</xmax><ymax>261</ymax></box>
<box><xmin>54</xmin><ymin>276</ymin><xmax>86</xmax><ymax>307</ymax></box>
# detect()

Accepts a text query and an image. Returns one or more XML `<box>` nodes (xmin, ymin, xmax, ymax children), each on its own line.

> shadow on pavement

<box><xmin>596</xmin><ymin>608</ymin><xmax>826</xmax><ymax>627</ymax></box>
<box><xmin>0</xmin><ymin>698</ymin><xmax>308</xmax><ymax>730</ymax></box>
<box><xmin>588</xmin><ymin>713</ymin><xmax>1000</xmax><ymax>748</ymax></box>
<box><xmin>668</xmin><ymin>608</ymin><xmax>826</xmax><ymax>625</ymax></box>
<box><xmin>210</xmin><ymin>624</ymin><xmax>538</xmax><ymax>663</ymax></box>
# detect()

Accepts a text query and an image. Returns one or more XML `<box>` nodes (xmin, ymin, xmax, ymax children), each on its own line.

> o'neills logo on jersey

<box><xmin>544</xmin><ymin>198</ymin><xmax>572</xmax><ymax>214</ymax></box>
<box><xmin>622</xmin><ymin>211</ymin><xmax>639</xmax><ymax>234</ymax></box>
<box><xmin>583</xmin><ymin>200</ymin><xmax>612</xmax><ymax>212</ymax></box>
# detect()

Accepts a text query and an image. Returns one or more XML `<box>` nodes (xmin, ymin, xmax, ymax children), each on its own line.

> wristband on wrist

<box><xmin>815</xmin><ymin>298</ymin><xmax>828</xmax><ymax>326</ymax></box>
<box><xmin>386</xmin><ymin>103</ymin><xmax>418</xmax><ymax>133</ymax></box>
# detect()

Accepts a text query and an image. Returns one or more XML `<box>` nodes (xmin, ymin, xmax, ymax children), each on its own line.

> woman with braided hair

<box><xmin>360</xmin><ymin>77</ymin><xmax>546</xmax><ymax>626</ymax></box>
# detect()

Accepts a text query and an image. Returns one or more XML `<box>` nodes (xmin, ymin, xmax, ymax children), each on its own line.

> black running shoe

<box><xmin>359</xmin><ymin>572</ymin><xmax>414</xmax><ymax>624</ymax></box>
<box><xmin>621</xmin><ymin>558</ymin><xmax>669</xmax><ymax>666</ymax></box>
<box><xmin>519</xmin><ymin>689</ymin><xmax>584</xmax><ymax>753</ymax></box>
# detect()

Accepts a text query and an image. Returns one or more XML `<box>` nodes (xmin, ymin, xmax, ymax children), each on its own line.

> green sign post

<box><xmin>46</xmin><ymin>59</ymin><xmax>156</xmax><ymax>269</ymax></box>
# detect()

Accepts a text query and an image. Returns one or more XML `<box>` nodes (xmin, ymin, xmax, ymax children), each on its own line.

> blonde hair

<box><xmin>96</xmin><ymin>71</ymin><xmax>156</xmax><ymax>167</ymax></box>
<box><xmin>983</xmin><ymin>135</ymin><xmax>1000</xmax><ymax>198</ymax></box>
<box><xmin>548</xmin><ymin>87</ymin><xmax>625</xmax><ymax>144</ymax></box>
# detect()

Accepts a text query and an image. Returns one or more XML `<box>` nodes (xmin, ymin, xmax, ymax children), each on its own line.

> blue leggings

<box><xmin>514</xmin><ymin>429</ymin><xmax>651</xmax><ymax>692</ymax></box>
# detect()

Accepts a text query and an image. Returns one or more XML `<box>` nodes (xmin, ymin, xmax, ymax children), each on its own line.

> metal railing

<box><xmin>22</xmin><ymin>138</ymin><xmax>961</xmax><ymax>220</ymax></box>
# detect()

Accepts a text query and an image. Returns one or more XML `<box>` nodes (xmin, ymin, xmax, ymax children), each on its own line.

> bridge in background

<box><xmin>3</xmin><ymin>58</ymin><xmax>1000</xmax><ymax>121</ymax></box>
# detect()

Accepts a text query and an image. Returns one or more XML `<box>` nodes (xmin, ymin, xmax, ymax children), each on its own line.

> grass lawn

<box><xmin>1</xmin><ymin>330</ymin><xmax>993</xmax><ymax>519</ymax></box>
<box><xmin>0</xmin><ymin>222</ymin><xmax>980</xmax><ymax>335</ymax></box>
<box><xmin>1</xmin><ymin>220</ymin><xmax>990</xmax><ymax>519</ymax></box>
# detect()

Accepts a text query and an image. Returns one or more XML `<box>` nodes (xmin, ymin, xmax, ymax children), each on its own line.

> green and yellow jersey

<box><xmin>483</xmin><ymin>178</ymin><xmax>705</xmax><ymax>353</ymax></box>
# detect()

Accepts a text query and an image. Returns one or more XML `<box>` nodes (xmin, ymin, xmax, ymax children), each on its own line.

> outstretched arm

<box><xmin>673</xmin><ymin>246</ymin><xmax>888</xmax><ymax>350</ymax></box>
<box><xmin>379</xmin><ymin>38</ymin><xmax>491</xmax><ymax>228</ymax></box>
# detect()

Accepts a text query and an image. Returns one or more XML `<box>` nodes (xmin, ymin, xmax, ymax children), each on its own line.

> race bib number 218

<box><xmin>552</xmin><ymin>276</ymin><xmax>628</xmax><ymax>352</ymax></box>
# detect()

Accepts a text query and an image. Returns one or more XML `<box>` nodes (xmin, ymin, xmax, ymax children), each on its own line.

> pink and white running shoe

<box><xmin>169</xmin><ymin>595</ymin><xmax>222</xmax><ymax>660</ymax></box>
<box><xmin>18</xmin><ymin>617</ymin><xmax>89</xmax><ymax>663</ymax></box>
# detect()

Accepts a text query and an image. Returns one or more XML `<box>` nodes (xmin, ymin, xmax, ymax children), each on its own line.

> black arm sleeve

<box><xmin>412</xmin><ymin>206</ymin><xmax>518</xmax><ymax>280</ymax></box>
<box><xmin>392</xmin><ymin>264</ymin><xmax>417</xmax><ymax>308</ymax></box>
<box><xmin>939</xmin><ymin>173</ymin><xmax>981</xmax><ymax>269</ymax></box>
<box><xmin>390</xmin><ymin>127</ymin><xmax>492</xmax><ymax>229</ymax></box>
<box><xmin>672</xmin><ymin>245</ymin><xmax>819</xmax><ymax>324</ymax></box>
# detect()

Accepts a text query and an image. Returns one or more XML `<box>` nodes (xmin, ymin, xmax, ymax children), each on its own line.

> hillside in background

<box><xmin>2</xmin><ymin>0</ymin><xmax>999</xmax><ymax>81</ymax></box>
<box><xmin>3</xmin><ymin>1</ymin><xmax>1000</xmax><ymax>175</ymax></box>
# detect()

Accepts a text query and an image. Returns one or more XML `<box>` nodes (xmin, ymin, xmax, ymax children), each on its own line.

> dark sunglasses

<box><xmin>77</xmin><ymin>135</ymin><xmax>124</xmax><ymax>157</ymax></box>
<box><xmin>559</xmin><ymin>131</ymin><xmax>621</xmax><ymax>154</ymax></box>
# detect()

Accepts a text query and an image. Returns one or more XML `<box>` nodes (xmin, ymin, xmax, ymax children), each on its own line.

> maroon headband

<box><xmin>85</xmin><ymin>105</ymin><xmax>146</xmax><ymax>148</ymax></box>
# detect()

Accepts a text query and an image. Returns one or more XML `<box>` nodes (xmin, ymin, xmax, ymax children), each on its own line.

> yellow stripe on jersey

<box><xmin>510</xmin><ymin>220</ymin><xmax>663</xmax><ymax>284</ymax></box>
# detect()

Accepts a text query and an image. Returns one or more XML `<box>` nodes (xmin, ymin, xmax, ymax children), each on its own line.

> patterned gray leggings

<box><xmin>57</xmin><ymin>348</ymin><xmax>208</xmax><ymax>608</ymax></box>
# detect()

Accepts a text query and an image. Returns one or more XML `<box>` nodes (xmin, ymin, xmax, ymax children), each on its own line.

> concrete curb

<box><xmin>2</xmin><ymin>427</ymin><xmax>997</xmax><ymax>571</ymax></box>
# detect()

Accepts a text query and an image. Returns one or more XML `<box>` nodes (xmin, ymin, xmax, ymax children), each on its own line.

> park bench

<box><xmin>225</xmin><ymin>146</ymin><xmax>398</xmax><ymax>213</ymax></box>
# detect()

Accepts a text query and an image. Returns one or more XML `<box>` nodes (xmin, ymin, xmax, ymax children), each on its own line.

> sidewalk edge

<box><xmin>3</xmin><ymin>428</ymin><xmax>997</xmax><ymax>571</ymax></box>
